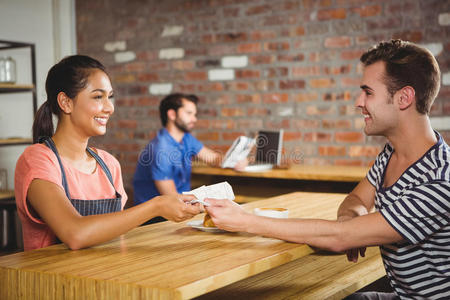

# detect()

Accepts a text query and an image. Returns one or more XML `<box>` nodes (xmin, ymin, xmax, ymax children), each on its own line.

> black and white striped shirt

<box><xmin>367</xmin><ymin>131</ymin><xmax>450</xmax><ymax>299</ymax></box>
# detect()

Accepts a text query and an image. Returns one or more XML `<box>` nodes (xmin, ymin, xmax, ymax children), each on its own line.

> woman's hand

<box><xmin>205</xmin><ymin>198</ymin><xmax>250</xmax><ymax>232</ymax></box>
<box><xmin>155</xmin><ymin>194</ymin><xmax>202</xmax><ymax>222</ymax></box>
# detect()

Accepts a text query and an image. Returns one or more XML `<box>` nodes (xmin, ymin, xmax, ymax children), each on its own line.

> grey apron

<box><xmin>43</xmin><ymin>138</ymin><xmax>122</xmax><ymax>216</ymax></box>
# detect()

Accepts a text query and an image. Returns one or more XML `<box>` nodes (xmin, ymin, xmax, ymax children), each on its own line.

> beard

<box><xmin>174</xmin><ymin>117</ymin><xmax>191</xmax><ymax>133</ymax></box>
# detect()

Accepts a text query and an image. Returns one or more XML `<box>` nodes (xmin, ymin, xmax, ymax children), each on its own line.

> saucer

<box><xmin>187</xmin><ymin>220</ymin><xmax>226</xmax><ymax>233</ymax></box>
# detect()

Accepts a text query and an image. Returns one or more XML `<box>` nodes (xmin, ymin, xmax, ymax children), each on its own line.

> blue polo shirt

<box><xmin>133</xmin><ymin>128</ymin><xmax>203</xmax><ymax>205</ymax></box>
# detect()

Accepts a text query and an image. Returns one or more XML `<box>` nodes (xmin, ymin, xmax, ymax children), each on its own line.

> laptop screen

<box><xmin>255</xmin><ymin>130</ymin><xmax>283</xmax><ymax>165</ymax></box>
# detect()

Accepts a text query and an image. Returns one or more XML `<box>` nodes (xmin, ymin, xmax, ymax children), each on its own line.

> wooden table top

<box><xmin>0</xmin><ymin>190</ymin><xmax>15</xmax><ymax>201</ymax></box>
<box><xmin>192</xmin><ymin>164</ymin><xmax>370</xmax><ymax>182</ymax></box>
<box><xmin>0</xmin><ymin>192</ymin><xmax>347</xmax><ymax>300</ymax></box>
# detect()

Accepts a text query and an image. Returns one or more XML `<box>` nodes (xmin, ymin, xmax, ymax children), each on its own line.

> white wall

<box><xmin>0</xmin><ymin>0</ymin><xmax>76</xmax><ymax>190</ymax></box>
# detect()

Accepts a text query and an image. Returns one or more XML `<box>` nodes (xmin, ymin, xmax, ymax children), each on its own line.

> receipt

<box><xmin>183</xmin><ymin>181</ymin><xmax>235</xmax><ymax>206</ymax></box>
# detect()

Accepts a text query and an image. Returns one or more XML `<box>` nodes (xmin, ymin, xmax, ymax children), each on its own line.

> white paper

<box><xmin>221</xmin><ymin>136</ymin><xmax>255</xmax><ymax>168</ymax></box>
<box><xmin>183</xmin><ymin>181</ymin><xmax>235</xmax><ymax>206</ymax></box>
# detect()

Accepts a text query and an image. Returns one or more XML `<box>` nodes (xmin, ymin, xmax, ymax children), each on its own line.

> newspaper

<box><xmin>221</xmin><ymin>136</ymin><xmax>255</xmax><ymax>168</ymax></box>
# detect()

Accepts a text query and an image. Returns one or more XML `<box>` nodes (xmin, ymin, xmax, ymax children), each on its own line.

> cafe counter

<box><xmin>0</xmin><ymin>192</ymin><xmax>384</xmax><ymax>300</ymax></box>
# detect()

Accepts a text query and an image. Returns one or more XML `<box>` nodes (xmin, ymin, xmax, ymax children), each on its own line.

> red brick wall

<box><xmin>76</xmin><ymin>0</ymin><xmax>450</xmax><ymax>192</ymax></box>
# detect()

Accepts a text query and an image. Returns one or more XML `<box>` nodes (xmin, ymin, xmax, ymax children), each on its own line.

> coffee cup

<box><xmin>253</xmin><ymin>207</ymin><xmax>289</xmax><ymax>218</ymax></box>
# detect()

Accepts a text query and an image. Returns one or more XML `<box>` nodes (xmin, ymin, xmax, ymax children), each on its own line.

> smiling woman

<box><xmin>67</xmin><ymin>69</ymin><xmax>114</xmax><ymax>138</ymax></box>
<box><xmin>14</xmin><ymin>55</ymin><xmax>202</xmax><ymax>251</ymax></box>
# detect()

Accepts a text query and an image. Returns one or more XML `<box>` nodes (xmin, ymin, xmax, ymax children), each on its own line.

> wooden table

<box><xmin>197</xmin><ymin>246</ymin><xmax>384</xmax><ymax>300</ymax></box>
<box><xmin>0</xmin><ymin>192</ymin><xmax>384</xmax><ymax>300</ymax></box>
<box><xmin>192</xmin><ymin>164</ymin><xmax>370</xmax><ymax>183</ymax></box>
<box><xmin>192</xmin><ymin>164</ymin><xmax>370</xmax><ymax>203</ymax></box>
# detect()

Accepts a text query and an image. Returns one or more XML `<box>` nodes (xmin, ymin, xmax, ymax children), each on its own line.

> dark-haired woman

<box><xmin>14</xmin><ymin>55</ymin><xmax>201</xmax><ymax>250</ymax></box>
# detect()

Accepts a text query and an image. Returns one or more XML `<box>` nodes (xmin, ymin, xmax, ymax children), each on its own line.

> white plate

<box><xmin>187</xmin><ymin>220</ymin><xmax>226</xmax><ymax>233</ymax></box>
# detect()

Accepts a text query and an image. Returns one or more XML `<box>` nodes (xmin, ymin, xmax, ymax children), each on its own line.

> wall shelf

<box><xmin>0</xmin><ymin>41</ymin><xmax>34</xmax><ymax>252</ymax></box>
<box><xmin>0</xmin><ymin>190</ymin><xmax>14</xmax><ymax>201</ymax></box>
<box><xmin>0</xmin><ymin>83</ymin><xmax>35</xmax><ymax>93</ymax></box>
<box><xmin>0</xmin><ymin>138</ymin><xmax>33</xmax><ymax>146</ymax></box>
<box><xmin>0</xmin><ymin>40</ymin><xmax>36</xmax><ymax>147</ymax></box>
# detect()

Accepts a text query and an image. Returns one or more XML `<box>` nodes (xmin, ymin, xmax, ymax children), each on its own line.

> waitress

<box><xmin>14</xmin><ymin>55</ymin><xmax>202</xmax><ymax>251</ymax></box>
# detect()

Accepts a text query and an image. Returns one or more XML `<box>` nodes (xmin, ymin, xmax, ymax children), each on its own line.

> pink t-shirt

<box><xmin>15</xmin><ymin>143</ymin><xmax>128</xmax><ymax>250</ymax></box>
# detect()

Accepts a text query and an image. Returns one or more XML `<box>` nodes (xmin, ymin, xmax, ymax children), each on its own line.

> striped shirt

<box><xmin>367</xmin><ymin>131</ymin><xmax>450</xmax><ymax>299</ymax></box>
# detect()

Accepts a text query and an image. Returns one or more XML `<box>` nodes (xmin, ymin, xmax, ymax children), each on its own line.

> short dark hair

<box><xmin>360</xmin><ymin>39</ymin><xmax>440</xmax><ymax>115</ymax></box>
<box><xmin>159</xmin><ymin>93</ymin><xmax>199</xmax><ymax>126</ymax></box>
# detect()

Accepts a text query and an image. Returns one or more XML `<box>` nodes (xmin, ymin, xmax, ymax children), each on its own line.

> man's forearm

<box><xmin>209</xmin><ymin>154</ymin><xmax>222</xmax><ymax>167</ymax></box>
<box><xmin>243</xmin><ymin>211</ymin><xmax>397</xmax><ymax>252</ymax></box>
<box><xmin>244</xmin><ymin>215</ymin><xmax>348</xmax><ymax>252</ymax></box>
<box><xmin>197</xmin><ymin>148</ymin><xmax>222</xmax><ymax>167</ymax></box>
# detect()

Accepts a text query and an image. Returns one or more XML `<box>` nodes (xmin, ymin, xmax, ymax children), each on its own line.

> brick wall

<box><xmin>76</xmin><ymin>0</ymin><xmax>450</xmax><ymax>192</ymax></box>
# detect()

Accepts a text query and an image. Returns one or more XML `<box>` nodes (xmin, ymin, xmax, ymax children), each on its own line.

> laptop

<box><xmin>244</xmin><ymin>130</ymin><xmax>283</xmax><ymax>172</ymax></box>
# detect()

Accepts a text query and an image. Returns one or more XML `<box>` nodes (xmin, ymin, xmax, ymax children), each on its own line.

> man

<box><xmin>133</xmin><ymin>93</ymin><xmax>246</xmax><ymax>208</ymax></box>
<box><xmin>205</xmin><ymin>40</ymin><xmax>449</xmax><ymax>299</ymax></box>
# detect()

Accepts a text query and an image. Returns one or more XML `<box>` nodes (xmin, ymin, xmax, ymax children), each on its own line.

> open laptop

<box><xmin>244</xmin><ymin>130</ymin><xmax>283</xmax><ymax>172</ymax></box>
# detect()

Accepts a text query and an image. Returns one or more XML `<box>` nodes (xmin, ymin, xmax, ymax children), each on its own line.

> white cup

<box><xmin>254</xmin><ymin>207</ymin><xmax>289</xmax><ymax>218</ymax></box>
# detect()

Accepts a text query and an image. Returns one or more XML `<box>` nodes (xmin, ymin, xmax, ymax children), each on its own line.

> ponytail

<box><xmin>32</xmin><ymin>101</ymin><xmax>54</xmax><ymax>144</ymax></box>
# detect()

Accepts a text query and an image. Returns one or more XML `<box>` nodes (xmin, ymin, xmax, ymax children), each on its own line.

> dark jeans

<box><xmin>344</xmin><ymin>292</ymin><xmax>398</xmax><ymax>300</ymax></box>
<box><xmin>344</xmin><ymin>276</ymin><xmax>397</xmax><ymax>300</ymax></box>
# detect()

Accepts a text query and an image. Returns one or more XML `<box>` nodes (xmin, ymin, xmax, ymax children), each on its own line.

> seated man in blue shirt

<box><xmin>133</xmin><ymin>93</ymin><xmax>246</xmax><ymax>220</ymax></box>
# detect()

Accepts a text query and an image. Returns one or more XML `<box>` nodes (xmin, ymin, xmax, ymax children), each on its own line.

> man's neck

<box><xmin>387</xmin><ymin>115</ymin><xmax>437</xmax><ymax>162</ymax></box>
<box><xmin>165</xmin><ymin>124</ymin><xmax>185</xmax><ymax>143</ymax></box>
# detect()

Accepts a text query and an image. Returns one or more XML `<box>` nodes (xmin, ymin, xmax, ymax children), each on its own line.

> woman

<box><xmin>15</xmin><ymin>55</ymin><xmax>201</xmax><ymax>251</ymax></box>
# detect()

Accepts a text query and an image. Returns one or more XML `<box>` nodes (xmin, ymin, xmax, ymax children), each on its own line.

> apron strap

<box><xmin>86</xmin><ymin>147</ymin><xmax>115</xmax><ymax>188</ymax></box>
<box><xmin>43</xmin><ymin>138</ymin><xmax>119</xmax><ymax>198</ymax></box>
<box><xmin>43</xmin><ymin>138</ymin><xmax>71</xmax><ymax>199</ymax></box>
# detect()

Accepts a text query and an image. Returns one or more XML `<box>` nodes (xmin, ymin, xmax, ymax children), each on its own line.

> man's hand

<box><xmin>337</xmin><ymin>215</ymin><xmax>366</xmax><ymax>262</ymax></box>
<box><xmin>205</xmin><ymin>198</ymin><xmax>250</xmax><ymax>232</ymax></box>
<box><xmin>233</xmin><ymin>158</ymin><xmax>249</xmax><ymax>171</ymax></box>
<box><xmin>155</xmin><ymin>194</ymin><xmax>202</xmax><ymax>222</ymax></box>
